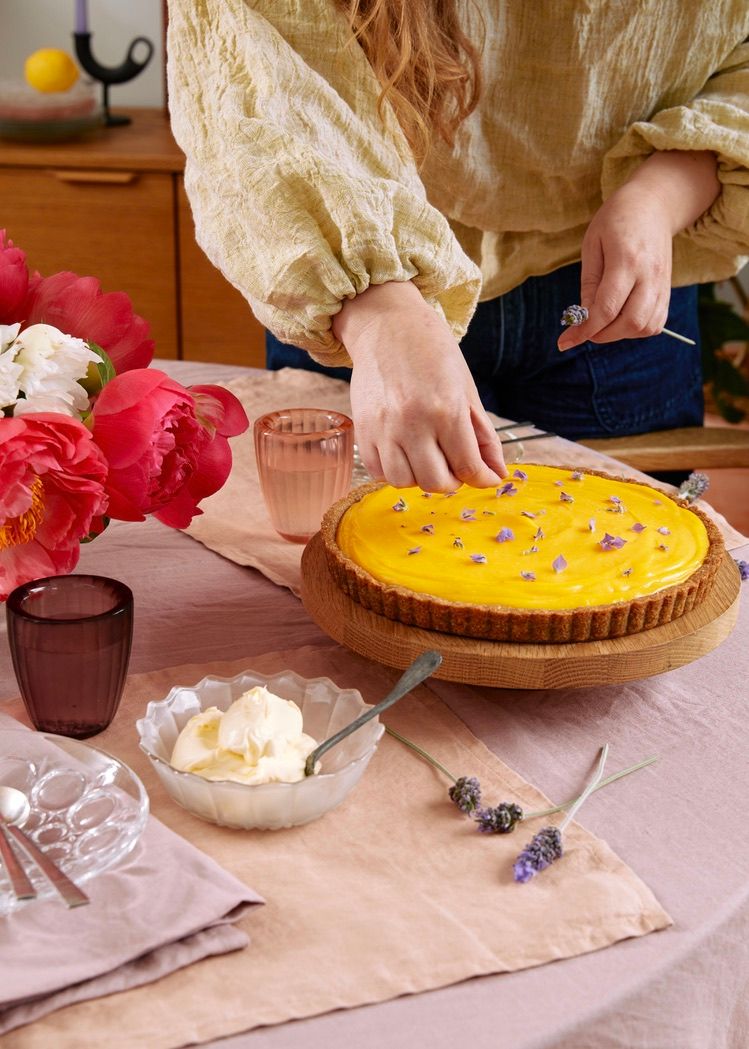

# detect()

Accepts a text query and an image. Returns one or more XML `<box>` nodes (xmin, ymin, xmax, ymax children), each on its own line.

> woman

<box><xmin>168</xmin><ymin>1</ymin><xmax>749</xmax><ymax>491</ymax></box>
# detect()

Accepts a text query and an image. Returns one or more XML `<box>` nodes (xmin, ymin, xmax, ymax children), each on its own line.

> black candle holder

<box><xmin>73</xmin><ymin>32</ymin><xmax>154</xmax><ymax>128</ymax></box>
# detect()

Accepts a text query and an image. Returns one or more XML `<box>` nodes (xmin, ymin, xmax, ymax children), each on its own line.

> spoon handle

<box><xmin>4</xmin><ymin>825</ymin><xmax>89</xmax><ymax>908</ymax></box>
<box><xmin>0</xmin><ymin>826</ymin><xmax>37</xmax><ymax>901</ymax></box>
<box><xmin>305</xmin><ymin>649</ymin><xmax>443</xmax><ymax>776</ymax></box>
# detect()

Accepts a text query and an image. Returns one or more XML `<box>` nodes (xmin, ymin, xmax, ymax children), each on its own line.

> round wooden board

<box><xmin>300</xmin><ymin>533</ymin><xmax>741</xmax><ymax>689</ymax></box>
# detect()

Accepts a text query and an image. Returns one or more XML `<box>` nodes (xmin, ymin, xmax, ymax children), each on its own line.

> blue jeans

<box><xmin>265</xmin><ymin>261</ymin><xmax>703</xmax><ymax>440</ymax></box>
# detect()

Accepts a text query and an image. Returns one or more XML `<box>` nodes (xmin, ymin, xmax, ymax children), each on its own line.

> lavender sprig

<box><xmin>736</xmin><ymin>559</ymin><xmax>749</xmax><ymax>581</ymax></box>
<box><xmin>677</xmin><ymin>471</ymin><xmax>710</xmax><ymax>503</ymax></box>
<box><xmin>560</xmin><ymin>304</ymin><xmax>589</xmax><ymax>328</ymax></box>
<box><xmin>513</xmin><ymin>744</ymin><xmax>609</xmax><ymax>883</ymax></box>
<box><xmin>385</xmin><ymin>728</ymin><xmax>656</xmax><ymax>833</ymax></box>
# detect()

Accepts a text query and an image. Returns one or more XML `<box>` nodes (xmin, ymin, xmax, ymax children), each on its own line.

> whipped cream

<box><xmin>170</xmin><ymin>686</ymin><xmax>318</xmax><ymax>785</ymax></box>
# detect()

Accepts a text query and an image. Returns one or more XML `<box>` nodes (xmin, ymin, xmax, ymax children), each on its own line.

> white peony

<box><xmin>0</xmin><ymin>323</ymin><xmax>23</xmax><ymax>410</ymax></box>
<box><xmin>12</xmin><ymin>323</ymin><xmax>100</xmax><ymax>418</ymax></box>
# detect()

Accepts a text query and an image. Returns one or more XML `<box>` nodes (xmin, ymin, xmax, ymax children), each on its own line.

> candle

<box><xmin>75</xmin><ymin>0</ymin><xmax>88</xmax><ymax>34</ymax></box>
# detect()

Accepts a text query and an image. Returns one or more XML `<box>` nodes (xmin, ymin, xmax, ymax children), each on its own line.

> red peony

<box><xmin>0</xmin><ymin>230</ymin><xmax>34</xmax><ymax>326</ymax></box>
<box><xmin>90</xmin><ymin>369</ymin><xmax>248</xmax><ymax>528</ymax></box>
<box><xmin>23</xmin><ymin>272</ymin><xmax>154</xmax><ymax>373</ymax></box>
<box><xmin>0</xmin><ymin>414</ymin><xmax>109</xmax><ymax>600</ymax></box>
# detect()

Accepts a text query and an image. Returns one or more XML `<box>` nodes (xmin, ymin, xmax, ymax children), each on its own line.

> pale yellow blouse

<box><xmin>167</xmin><ymin>0</ymin><xmax>749</xmax><ymax>366</ymax></box>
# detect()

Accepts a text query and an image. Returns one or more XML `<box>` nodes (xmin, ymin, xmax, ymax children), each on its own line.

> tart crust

<box><xmin>320</xmin><ymin>468</ymin><xmax>725</xmax><ymax>643</ymax></box>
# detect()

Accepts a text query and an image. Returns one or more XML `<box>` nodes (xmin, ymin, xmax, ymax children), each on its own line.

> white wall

<box><xmin>0</xmin><ymin>0</ymin><xmax>164</xmax><ymax>108</ymax></box>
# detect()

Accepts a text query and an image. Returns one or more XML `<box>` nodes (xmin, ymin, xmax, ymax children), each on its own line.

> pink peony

<box><xmin>0</xmin><ymin>414</ymin><xmax>109</xmax><ymax>600</ymax></box>
<box><xmin>90</xmin><ymin>369</ymin><xmax>248</xmax><ymax>528</ymax></box>
<box><xmin>23</xmin><ymin>272</ymin><xmax>154</xmax><ymax>373</ymax></box>
<box><xmin>0</xmin><ymin>230</ymin><xmax>34</xmax><ymax>326</ymax></box>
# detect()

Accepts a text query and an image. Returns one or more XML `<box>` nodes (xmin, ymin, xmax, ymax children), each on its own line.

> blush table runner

<box><xmin>1</xmin><ymin>646</ymin><xmax>670</xmax><ymax>1049</ymax></box>
<box><xmin>183</xmin><ymin>367</ymin><xmax>748</xmax><ymax>595</ymax></box>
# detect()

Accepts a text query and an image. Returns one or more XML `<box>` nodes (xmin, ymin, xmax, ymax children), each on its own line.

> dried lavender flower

<box><xmin>677</xmin><ymin>471</ymin><xmax>710</xmax><ymax>503</ymax></box>
<box><xmin>736</xmin><ymin>559</ymin><xmax>749</xmax><ymax>581</ymax></box>
<box><xmin>470</xmin><ymin>553</ymin><xmax>487</xmax><ymax>564</ymax></box>
<box><xmin>420</xmin><ymin>523</ymin><xmax>435</xmax><ymax>534</ymax></box>
<box><xmin>496</xmin><ymin>527</ymin><xmax>514</xmax><ymax>543</ymax></box>
<box><xmin>560</xmin><ymin>491</ymin><xmax>574</xmax><ymax>504</ymax></box>
<box><xmin>475</xmin><ymin>802</ymin><xmax>524</xmax><ymax>834</ymax></box>
<box><xmin>513</xmin><ymin>826</ymin><xmax>563</xmax><ymax>883</ymax></box>
<box><xmin>560</xmin><ymin>304</ymin><xmax>589</xmax><ymax>327</ymax></box>
<box><xmin>448</xmin><ymin>776</ymin><xmax>482</xmax><ymax>814</ymax></box>
<box><xmin>407</xmin><ymin>547</ymin><xmax>421</xmax><ymax>555</ymax></box>
<box><xmin>552</xmin><ymin>554</ymin><xmax>568</xmax><ymax>573</ymax></box>
<box><xmin>513</xmin><ymin>469</ymin><xmax>528</xmax><ymax>481</ymax></box>
<box><xmin>453</xmin><ymin>537</ymin><xmax>464</xmax><ymax>549</ymax></box>
<box><xmin>392</xmin><ymin>497</ymin><xmax>408</xmax><ymax>512</ymax></box>
<box><xmin>631</xmin><ymin>523</ymin><xmax>647</xmax><ymax>533</ymax></box>
<box><xmin>497</xmin><ymin>482</ymin><xmax>518</xmax><ymax>497</ymax></box>
<box><xmin>600</xmin><ymin>533</ymin><xmax>627</xmax><ymax>551</ymax></box>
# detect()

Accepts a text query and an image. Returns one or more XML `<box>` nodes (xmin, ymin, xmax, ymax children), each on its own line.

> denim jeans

<box><xmin>265</xmin><ymin>261</ymin><xmax>703</xmax><ymax>441</ymax></box>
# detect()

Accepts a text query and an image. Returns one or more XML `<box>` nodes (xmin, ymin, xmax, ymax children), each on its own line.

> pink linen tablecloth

<box><xmin>0</xmin><ymin>360</ymin><xmax>747</xmax><ymax>1049</ymax></box>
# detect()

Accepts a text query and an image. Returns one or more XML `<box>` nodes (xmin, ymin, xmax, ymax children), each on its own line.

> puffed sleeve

<box><xmin>601</xmin><ymin>39</ymin><xmax>749</xmax><ymax>285</ymax></box>
<box><xmin>167</xmin><ymin>0</ymin><xmax>481</xmax><ymax>366</ymax></box>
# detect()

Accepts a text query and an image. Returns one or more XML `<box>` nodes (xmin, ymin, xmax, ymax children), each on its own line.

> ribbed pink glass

<box><xmin>7</xmin><ymin>575</ymin><xmax>133</xmax><ymax>739</ymax></box>
<box><xmin>254</xmin><ymin>408</ymin><xmax>354</xmax><ymax>543</ymax></box>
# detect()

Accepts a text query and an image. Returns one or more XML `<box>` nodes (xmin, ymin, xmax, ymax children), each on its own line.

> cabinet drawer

<box><xmin>177</xmin><ymin>180</ymin><xmax>266</xmax><ymax>367</ymax></box>
<box><xmin>0</xmin><ymin>167</ymin><xmax>178</xmax><ymax>359</ymax></box>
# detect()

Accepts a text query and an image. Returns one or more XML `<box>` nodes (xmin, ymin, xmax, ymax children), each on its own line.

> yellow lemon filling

<box><xmin>336</xmin><ymin>464</ymin><xmax>708</xmax><ymax>611</ymax></box>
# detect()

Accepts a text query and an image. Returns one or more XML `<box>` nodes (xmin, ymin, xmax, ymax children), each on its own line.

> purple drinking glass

<box><xmin>254</xmin><ymin>408</ymin><xmax>354</xmax><ymax>543</ymax></box>
<box><xmin>6</xmin><ymin>575</ymin><xmax>134</xmax><ymax>739</ymax></box>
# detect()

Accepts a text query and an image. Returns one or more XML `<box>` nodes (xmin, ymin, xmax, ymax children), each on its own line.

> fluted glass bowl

<box><xmin>136</xmin><ymin>669</ymin><xmax>383</xmax><ymax>830</ymax></box>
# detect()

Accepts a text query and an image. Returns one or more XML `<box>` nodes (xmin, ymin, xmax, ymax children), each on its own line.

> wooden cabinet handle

<box><xmin>50</xmin><ymin>170</ymin><xmax>138</xmax><ymax>185</ymax></box>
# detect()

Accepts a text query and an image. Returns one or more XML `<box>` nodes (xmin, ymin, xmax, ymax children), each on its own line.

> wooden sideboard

<box><xmin>0</xmin><ymin>108</ymin><xmax>265</xmax><ymax>367</ymax></box>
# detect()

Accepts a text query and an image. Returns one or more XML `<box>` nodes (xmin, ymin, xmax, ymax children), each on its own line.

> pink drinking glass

<box><xmin>7</xmin><ymin>575</ymin><xmax>133</xmax><ymax>739</ymax></box>
<box><xmin>254</xmin><ymin>408</ymin><xmax>354</xmax><ymax>543</ymax></box>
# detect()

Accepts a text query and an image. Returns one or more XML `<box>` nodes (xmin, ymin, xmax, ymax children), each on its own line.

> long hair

<box><xmin>337</xmin><ymin>0</ymin><xmax>483</xmax><ymax>160</ymax></box>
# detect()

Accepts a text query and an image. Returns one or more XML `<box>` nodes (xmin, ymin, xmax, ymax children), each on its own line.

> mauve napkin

<box><xmin>185</xmin><ymin>368</ymin><xmax>748</xmax><ymax>595</ymax></box>
<box><xmin>0</xmin><ymin>713</ymin><xmax>263</xmax><ymax>1036</ymax></box>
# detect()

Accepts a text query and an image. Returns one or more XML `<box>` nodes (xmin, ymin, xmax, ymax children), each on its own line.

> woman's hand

<box><xmin>333</xmin><ymin>281</ymin><xmax>507</xmax><ymax>491</ymax></box>
<box><xmin>558</xmin><ymin>150</ymin><xmax>720</xmax><ymax>351</ymax></box>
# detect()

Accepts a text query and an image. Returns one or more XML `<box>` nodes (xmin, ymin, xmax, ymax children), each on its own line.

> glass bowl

<box><xmin>0</xmin><ymin>730</ymin><xmax>149</xmax><ymax>915</ymax></box>
<box><xmin>136</xmin><ymin>669</ymin><xmax>384</xmax><ymax>830</ymax></box>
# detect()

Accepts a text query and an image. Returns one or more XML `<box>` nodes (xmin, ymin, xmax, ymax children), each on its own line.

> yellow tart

<box><xmin>320</xmin><ymin>464</ymin><xmax>724</xmax><ymax>643</ymax></box>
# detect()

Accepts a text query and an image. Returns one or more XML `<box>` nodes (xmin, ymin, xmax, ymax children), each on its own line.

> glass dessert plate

<box><xmin>0</xmin><ymin>731</ymin><xmax>149</xmax><ymax>915</ymax></box>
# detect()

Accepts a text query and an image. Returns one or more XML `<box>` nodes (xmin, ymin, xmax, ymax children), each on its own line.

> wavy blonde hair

<box><xmin>336</xmin><ymin>0</ymin><xmax>483</xmax><ymax>160</ymax></box>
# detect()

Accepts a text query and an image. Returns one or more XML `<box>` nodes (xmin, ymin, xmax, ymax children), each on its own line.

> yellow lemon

<box><xmin>24</xmin><ymin>48</ymin><xmax>80</xmax><ymax>93</ymax></box>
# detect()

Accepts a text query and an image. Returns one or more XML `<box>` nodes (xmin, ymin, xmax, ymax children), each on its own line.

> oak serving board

<box><xmin>300</xmin><ymin>532</ymin><xmax>740</xmax><ymax>689</ymax></box>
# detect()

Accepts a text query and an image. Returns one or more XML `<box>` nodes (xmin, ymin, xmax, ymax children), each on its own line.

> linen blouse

<box><xmin>167</xmin><ymin>0</ymin><xmax>749</xmax><ymax>366</ymax></box>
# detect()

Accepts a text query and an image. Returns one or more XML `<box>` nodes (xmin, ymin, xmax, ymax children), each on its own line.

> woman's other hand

<box><xmin>558</xmin><ymin>150</ymin><xmax>720</xmax><ymax>351</ymax></box>
<box><xmin>333</xmin><ymin>281</ymin><xmax>507</xmax><ymax>491</ymax></box>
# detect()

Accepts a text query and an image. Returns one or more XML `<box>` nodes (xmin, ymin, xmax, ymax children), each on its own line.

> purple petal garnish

<box><xmin>513</xmin><ymin>469</ymin><xmax>528</xmax><ymax>481</ymax></box>
<box><xmin>460</xmin><ymin>508</ymin><xmax>476</xmax><ymax>521</ymax></box>
<box><xmin>421</xmin><ymin>492</ymin><xmax>432</xmax><ymax>498</ymax></box>
<box><xmin>588</xmin><ymin>518</ymin><xmax>596</xmax><ymax>532</ymax></box>
<box><xmin>482</xmin><ymin>509</ymin><xmax>496</xmax><ymax>516</ymax></box>
<box><xmin>631</xmin><ymin>523</ymin><xmax>647</xmax><ymax>533</ymax></box>
<box><xmin>523</xmin><ymin>546</ymin><xmax>539</xmax><ymax>555</ymax></box>
<box><xmin>599</xmin><ymin>532</ymin><xmax>627</xmax><ymax>551</ymax></box>
<box><xmin>653</xmin><ymin>499</ymin><xmax>663</xmax><ymax>506</ymax></box>
<box><xmin>497</xmin><ymin>483</ymin><xmax>518</xmax><ymax>497</ymax></box>
<box><xmin>554</xmin><ymin>480</ymin><xmax>565</xmax><ymax>487</ymax></box>
<box><xmin>470</xmin><ymin>553</ymin><xmax>487</xmax><ymax>564</ymax></box>
<box><xmin>534</xmin><ymin>527</ymin><xmax>545</xmax><ymax>540</ymax></box>
<box><xmin>496</xmin><ymin>528</ymin><xmax>514</xmax><ymax>542</ymax></box>
<box><xmin>560</xmin><ymin>492</ymin><xmax>574</xmax><ymax>504</ymax></box>
<box><xmin>657</xmin><ymin>526</ymin><xmax>671</xmax><ymax>535</ymax></box>
<box><xmin>407</xmin><ymin>546</ymin><xmax>421</xmax><ymax>555</ymax></box>
<box><xmin>609</xmin><ymin>495</ymin><xmax>621</xmax><ymax>504</ymax></box>
<box><xmin>392</xmin><ymin>498</ymin><xmax>408</xmax><ymax>512</ymax></box>
<box><xmin>520</xmin><ymin>571</ymin><xmax>536</xmax><ymax>581</ymax></box>
<box><xmin>420</xmin><ymin>524</ymin><xmax>435</xmax><ymax>534</ymax></box>
<box><xmin>570</xmin><ymin>471</ymin><xmax>583</xmax><ymax>481</ymax></box>
<box><xmin>520</xmin><ymin>510</ymin><xmax>536</xmax><ymax>519</ymax></box>
<box><xmin>552</xmin><ymin>555</ymin><xmax>568</xmax><ymax>573</ymax></box>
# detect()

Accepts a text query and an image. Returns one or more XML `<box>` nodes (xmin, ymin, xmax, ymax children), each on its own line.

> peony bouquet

<box><xmin>0</xmin><ymin>230</ymin><xmax>248</xmax><ymax>600</ymax></box>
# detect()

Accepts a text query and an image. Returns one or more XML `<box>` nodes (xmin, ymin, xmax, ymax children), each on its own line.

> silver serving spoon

<box><xmin>0</xmin><ymin>785</ymin><xmax>89</xmax><ymax>908</ymax></box>
<box><xmin>304</xmin><ymin>649</ymin><xmax>443</xmax><ymax>776</ymax></box>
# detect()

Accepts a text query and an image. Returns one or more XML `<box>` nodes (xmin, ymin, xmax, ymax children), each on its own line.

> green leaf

<box><xmin>79</xmin><ymin>342</ymin><xmax>116</xmax><ymax>396</ymax></box>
